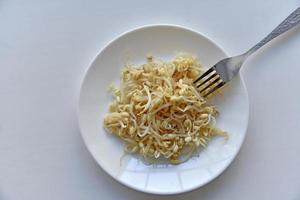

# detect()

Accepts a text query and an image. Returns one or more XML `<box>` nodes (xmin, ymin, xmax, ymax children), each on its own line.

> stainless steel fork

<box><xmin>194</xmin><ymin>7</ymin><xmax>300</xmax><ymax>97</ymax></box>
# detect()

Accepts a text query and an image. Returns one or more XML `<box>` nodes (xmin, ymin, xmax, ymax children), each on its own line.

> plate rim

<box><xmin>77</xmin><ymin>23</ymin><xmax>249</xmax><ymax>195</ymax></box>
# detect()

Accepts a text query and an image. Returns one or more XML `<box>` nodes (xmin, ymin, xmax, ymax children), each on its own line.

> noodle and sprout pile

<box><xmin>103</xmin><ymin>55</ymin><xmax>227</xmax><ymax>164</ymax></box>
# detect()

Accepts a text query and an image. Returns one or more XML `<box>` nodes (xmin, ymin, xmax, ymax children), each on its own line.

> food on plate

<box><xmin>103</xmin><ymin>55</ymin><xmax>227</xmax><ymax>164</ymax></box>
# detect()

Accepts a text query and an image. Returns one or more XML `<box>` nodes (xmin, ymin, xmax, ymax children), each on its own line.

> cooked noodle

<box><xmin>103</xmin><ymin>55</ymin><xmax>227</xmax><ymax>164</ymax></box>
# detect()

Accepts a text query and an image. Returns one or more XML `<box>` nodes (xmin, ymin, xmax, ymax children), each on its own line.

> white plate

<box><xmin>78</xmin><ymin>24</ymin><xmax>249</xmax><ymax>195</ymax></box>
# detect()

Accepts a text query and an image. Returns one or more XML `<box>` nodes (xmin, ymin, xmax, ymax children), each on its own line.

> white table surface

<box><xmin>1</xmin><ymin>0</ymin><xmax>300</xmax><ymax>199</ymax></box>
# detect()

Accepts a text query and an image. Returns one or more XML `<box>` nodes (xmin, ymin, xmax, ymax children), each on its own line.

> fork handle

<box><xmin>246</xmin><ymin>7</ymin><xmax>300</xmax><ymax>55</ymax></box>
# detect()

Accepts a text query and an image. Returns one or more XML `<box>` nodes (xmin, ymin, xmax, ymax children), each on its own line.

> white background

<box><xmin>0</xmin><ymin>0</ymin><xmax>300</xmax><ymax>199</ymax></box>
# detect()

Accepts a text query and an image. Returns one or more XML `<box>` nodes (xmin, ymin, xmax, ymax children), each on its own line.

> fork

<box><xmin>194</xmin><ymin>7</ymin><xmax>300</xmax><ymax>97</ymax></box>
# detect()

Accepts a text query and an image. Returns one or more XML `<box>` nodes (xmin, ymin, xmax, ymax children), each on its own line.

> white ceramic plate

<box><xmin>78</xmin><ymin>25</ymin><xmax>249</xmax><ymax>195</ymax></box>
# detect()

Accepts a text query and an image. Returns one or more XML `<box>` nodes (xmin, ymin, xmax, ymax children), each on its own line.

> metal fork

<box><xmin>194</xmin><ymin>7</ymin><xmax>300</xmax><ymax>97</ymax></box>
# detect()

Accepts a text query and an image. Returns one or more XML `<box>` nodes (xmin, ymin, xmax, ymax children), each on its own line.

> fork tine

<box><xmin>196</xmin><ymin>72</ymin><xmax>218</xmax><ymax>88</ymax></box>
<box><xmin>202</xmin><ymin>81</ymin><xmax>226</xmax><ymax>97</ymax></box>
<box><xmin>199</xmin><ymin>77</ymin><xmax>221</xmax><ymax>93</ymax></box>
<box><xmin>193</xmin><ymin>67</ymin><xmax>215</xmax><ymax>84</ymax></box>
